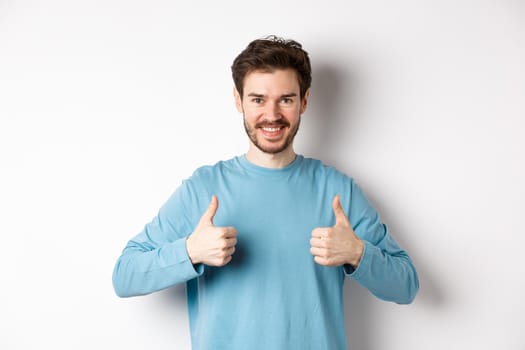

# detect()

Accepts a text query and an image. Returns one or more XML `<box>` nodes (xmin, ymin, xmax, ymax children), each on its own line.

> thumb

<box><xmin>332</xmin><ymin>195</ymin><xmax>350</xmax><ymax>227</ymax></box>
<box><xmin>200</xmin><ymin>195</ymin><xmax>218</xmax><ymax>225</ymax></box>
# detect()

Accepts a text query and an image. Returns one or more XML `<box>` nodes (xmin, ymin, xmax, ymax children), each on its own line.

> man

<box><xmin>113</xmin><ymin>36</ymin><xmax>419</xmax><ymax>349</ymax></box>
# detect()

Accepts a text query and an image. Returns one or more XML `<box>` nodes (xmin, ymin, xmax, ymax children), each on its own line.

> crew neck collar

<box><xmin>237</xmin><ymin>154</ymin><xmax>304</xmax><ymax>176</ymax></box>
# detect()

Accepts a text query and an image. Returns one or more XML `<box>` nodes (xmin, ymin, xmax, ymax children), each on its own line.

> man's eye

<box><xmin>280</xmin><ymin>98</ymin><xmax>292</xmax><ymax>104</ymax></box>
<box><xmin>252</xmin><ymin>98</ymin><xmax>263</xmax><ymax>104</ymax></box>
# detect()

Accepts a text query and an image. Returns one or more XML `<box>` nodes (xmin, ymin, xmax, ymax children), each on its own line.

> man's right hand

<box><xmin>185</xmin><ymin>195</ymin><xmax>237</xmax><ymax>266</ymax></box>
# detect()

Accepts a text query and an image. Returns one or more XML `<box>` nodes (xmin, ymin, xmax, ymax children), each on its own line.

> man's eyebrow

<box><xmin>246</xmin><ymin>93</ymin><xmax>298</xmax><ymax>98</ymax></box>
<box><xmin>247</xmin><ymin>93</ymin><xmax>265</xmax><ymax>98</ymax></box>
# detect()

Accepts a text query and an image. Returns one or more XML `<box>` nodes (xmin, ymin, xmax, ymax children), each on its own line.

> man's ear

<box><xmin>233</xmin><ymin>87</ymin><xmax>243</xmax><ymax>113</ymax></box>
<box><xmin>300</xmin><ymin>89</ymin><xmax>310</xmax><ymax>114</ymax></box>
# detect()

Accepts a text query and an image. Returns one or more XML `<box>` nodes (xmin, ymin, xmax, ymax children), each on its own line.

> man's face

<box><xmin>235</xmin><ymin>69</ymin><xmax>309</xmax><ymax>155</ymax></box>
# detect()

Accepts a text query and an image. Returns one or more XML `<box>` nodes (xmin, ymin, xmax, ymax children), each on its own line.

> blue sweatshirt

<box><xmin>113</xmin><ymin>155</ymin><xmax>419</xmax><ymax>349</ymax></box>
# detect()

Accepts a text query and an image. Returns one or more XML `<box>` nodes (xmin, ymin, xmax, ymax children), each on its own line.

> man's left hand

<box><xmin>310</xmin><ymin>195</ymin><xmax>364</xmax><ymax>268</ymax></box>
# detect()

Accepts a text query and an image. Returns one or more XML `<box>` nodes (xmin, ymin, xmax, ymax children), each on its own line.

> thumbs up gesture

<box><xmin>186</xmin><ymin>195</ymin><xmax>238</xmax><ymax>266</ymax></box>
<box><xmin>310</xmin><ymin>195</ymin><xmax>364</xmax><ymax>268</ymax></box>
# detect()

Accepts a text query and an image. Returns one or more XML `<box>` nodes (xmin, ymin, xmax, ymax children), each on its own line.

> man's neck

<box><xmin>245</xmin><ymin>145</ymin><xmax>297</xmax><ymax>169</ymax></box>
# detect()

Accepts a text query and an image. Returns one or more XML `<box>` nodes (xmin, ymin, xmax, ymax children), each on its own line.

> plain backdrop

<box><xmin>1</xmin><ymin>1</ymin><xmax>523</xmax><ymax>349</ymax></box>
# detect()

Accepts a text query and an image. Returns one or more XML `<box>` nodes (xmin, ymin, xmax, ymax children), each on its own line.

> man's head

<box><xmin>232</xmin><ymin>36</ymin><xmax>312</xmax><ymax>157</ymax></box>
<box><xmin>231</xmin><ymin>35</ymin><xmax>312</xmax><ymax>100</ymax></box>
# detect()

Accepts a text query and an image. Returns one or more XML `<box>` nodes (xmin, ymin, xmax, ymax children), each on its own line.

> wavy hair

<box><xmin>231</xmin><ymin>35</ymin><xmax>312</xmax><ymax>99</ymax></box>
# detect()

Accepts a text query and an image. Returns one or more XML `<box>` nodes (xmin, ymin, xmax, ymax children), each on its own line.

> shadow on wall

<box><xmin>366</xmin><ymin>191</ymin><xmax>447</xmax><ymax>309</ymax></box>
<box><xmin>156</xmin><ymin>283</ymin><xmax>188</xmax><ymax>313</ymax></box>
<box><xmin>300</xmin><ymin>62</ymin><xmax>351</xmax><ymax>164</ymax></box>
<box><xmin>344</xmin><ymin>258</ymin><xmax>445</xmax><ymax>350</ymax></box>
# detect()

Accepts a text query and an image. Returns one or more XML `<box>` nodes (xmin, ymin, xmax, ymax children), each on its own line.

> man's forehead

<box><xmin>244</xmin><ymin>68</ymin><xmax>299</xmax><ymax>80</ymax></box>
<box><xmin>242</xmin><ymin>69</ymin><xmax>300</xmax><ymax>95</ymax></box>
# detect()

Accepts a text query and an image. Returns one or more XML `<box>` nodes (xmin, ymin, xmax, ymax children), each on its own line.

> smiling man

<box><xmin>239</xmin><ymin>69</ymin><xmax>305</xmax><ymax>161</ymax></box>
<box><xmin>113</xmin><ymin>36</ymin><xmax>419</xmax><ymax>350</ymax></box>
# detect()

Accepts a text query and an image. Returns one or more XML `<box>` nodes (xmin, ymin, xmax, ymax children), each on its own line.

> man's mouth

<box><xmin>256</xmin><ymin>120</ymin><xmax>290</xmax><ymax>130</ymax></box>
<box><xmin>258</xmin><ymin>123</ymin><xmax>288</xmax><ymax>139</ymax></box>
<box><xmin>262</xmin><ymin>126</ymin><xmax>283</xmax><ymax>132</ymax></box>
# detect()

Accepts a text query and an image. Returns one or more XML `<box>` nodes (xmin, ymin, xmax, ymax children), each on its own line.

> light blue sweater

<box><xmin>113</xmin><ymin>155</ymin><xmax>419</xmax><ymax>349</ymax></box>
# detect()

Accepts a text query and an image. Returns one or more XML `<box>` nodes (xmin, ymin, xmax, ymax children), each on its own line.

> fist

<box><xmin>186</xmin><ymin>195</ymin><xmax>237</xmax><ymax>266</ymax></box>
<box><xmin>310</xmin><ymin>195</ymin><xmax>364</xmax><ymax>267</ymax></box>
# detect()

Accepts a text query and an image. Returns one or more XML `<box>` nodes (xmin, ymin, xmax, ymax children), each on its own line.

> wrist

<box><xmin>348</xmin><ymin>239</ymin><xmax>364</xmax><ymax>268</ymax></box>
<box><xmin>185</xmin><ymin>235</ymin><xmax>200</xmax><ymax>264</ymax></box>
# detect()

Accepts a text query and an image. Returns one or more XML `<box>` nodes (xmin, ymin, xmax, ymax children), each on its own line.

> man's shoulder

<box><xmin>300</xmin><ymin>156</ymin><xmax>354</xmax><ymax>182</ymax></box>
<box><xmin>189</xmin><ymin>156</ymin><xmax>241</xmax><ymax>179</ymax></box>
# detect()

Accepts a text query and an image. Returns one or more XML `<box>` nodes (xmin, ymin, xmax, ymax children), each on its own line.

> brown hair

<box><xmin>231</xmin><ymin>35</ymin><xmax>312</xmax><ymax>99</ymax></box>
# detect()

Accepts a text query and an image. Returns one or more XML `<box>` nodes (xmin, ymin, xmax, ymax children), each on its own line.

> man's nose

<box><xmin>264</xmin><ymin>102</ymin><xmax>281</xmax><ymax>121</ymax></box>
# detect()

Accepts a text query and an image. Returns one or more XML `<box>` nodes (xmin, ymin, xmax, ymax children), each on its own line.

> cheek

<box><xmin>242</xmin><ymin>112</ymin><xmax>259</xmax><ymax>126</ymax></box>
<box><xmin>282</xmin><ymin>108</ymin><xmax>301</xmax><ymax>121</ymax></box>
<box><xmin>242</xmin><ymin>106</ymin><xmax>262</xmax><ymax>120</ymax></box>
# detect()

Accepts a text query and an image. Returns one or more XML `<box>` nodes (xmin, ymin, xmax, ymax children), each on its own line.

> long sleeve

<box><xmin>344</xmin><ymin>182</ymin><xmax>419</xmax><ymax>304</ymax></box>
<box><xmin>112</xmin><ymin>181</ymin><xmax>204</xmax><ymax>298</ymax></box>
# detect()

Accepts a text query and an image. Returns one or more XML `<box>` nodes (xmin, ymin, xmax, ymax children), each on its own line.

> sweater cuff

<box><xmin>160</xmin><ymin>237</ymin><xmax>204</xmax><ymax>280</ymax></box>
<box><xmin>343</xmin><ymin>240</ymin><xmax>371</xmax><ymax>280</ymax></box>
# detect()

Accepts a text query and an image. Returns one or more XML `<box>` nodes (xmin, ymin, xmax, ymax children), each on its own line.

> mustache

<box><xmin>255</xmin><ymin>120</ymin><xmax>290</xmax><ymax>128</ymax></box>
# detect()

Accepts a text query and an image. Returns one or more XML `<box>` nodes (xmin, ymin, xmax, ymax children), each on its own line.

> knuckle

<box><xmin>315</xmin><ymin>256</ymin><xmax>327</xmax><ymax>265</ymax></box>
<box><xmin>224</xmin><ymin>227</ymin><xmax>236</xmax><ymax>236</ymax></box>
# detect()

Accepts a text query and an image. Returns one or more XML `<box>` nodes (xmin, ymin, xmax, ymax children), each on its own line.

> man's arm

<box><xmin>311</xmin><ymin>183</ymin><xmax>419</xmax><ymax>304</ymax></box>
<box><xmin>112</xmin><ymin>182</ymin><xmax>237</xmax><ymax>298</ymax></box>
<box><xmin>112</xmin><ymin>183</ymin><xmax>201</xmax><ymax>298</ymax></box>
<box><xmin>112</xmin><ymin>235</ymin><xmax>201</xmax><ymax>298</ymax></box>
<box><xmin>344</xmin><ymin>233</ymin><xmax>419</xmax><ymax>304</ymax></box>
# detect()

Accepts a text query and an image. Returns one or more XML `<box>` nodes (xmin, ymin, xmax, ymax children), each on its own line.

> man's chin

<box><xmin>254</xmin><ymin>140</ymin><xmax>290</xmax><ymax>155</ymax></box>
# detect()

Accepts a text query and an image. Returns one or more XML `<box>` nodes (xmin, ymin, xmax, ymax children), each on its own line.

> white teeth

<box><xmin>262</xmin><ymin>127</ymin><xmax>281</xmax><ymax>132</ymax></box>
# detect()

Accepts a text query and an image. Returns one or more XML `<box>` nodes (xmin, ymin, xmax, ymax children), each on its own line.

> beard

<box><xmin>243</xmin><ymin>115</ymin><xmax>301</xmax><ymax>155</ymax></box>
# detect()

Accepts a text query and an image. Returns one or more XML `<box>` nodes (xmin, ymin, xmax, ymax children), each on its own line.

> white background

<box><xmin>1</xmin><ymin>1</ymin><xmax>523</xmax><ymax>349</ymax></box>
